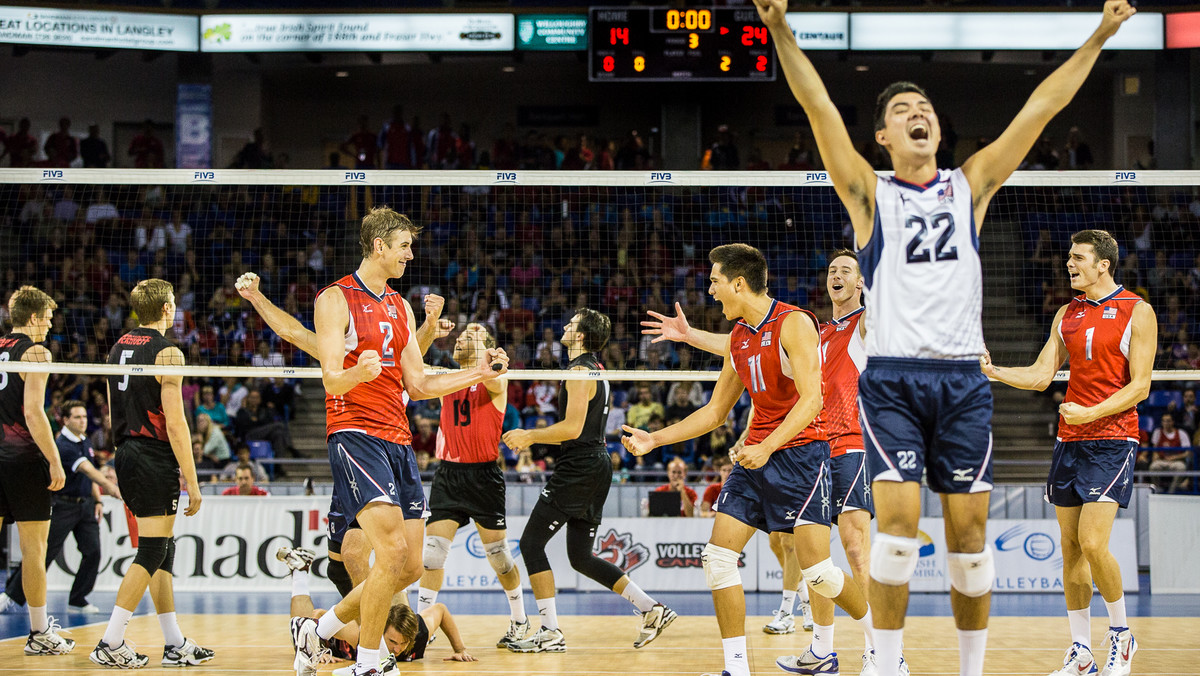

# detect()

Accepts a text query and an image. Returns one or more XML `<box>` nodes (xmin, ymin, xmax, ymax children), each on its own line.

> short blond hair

<box><xmin>359</xmin><ymin>207</ymin><xmax>422</xmax><ymax>259</ymax></box>
<box><xmin>130</xmin><ymin>279</ymin><xmax>174</xmax><ymax>324</ymax></box>
<box><xmin>8</xmin><ymin>286</ymin><xmax>56</xmax><ymax>327</ymax></box>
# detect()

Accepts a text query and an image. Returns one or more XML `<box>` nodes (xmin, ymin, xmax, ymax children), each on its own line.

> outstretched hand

<box><xmin>235</xmin><ymin>272</ymin><xmax>260</xmax><ymax>300</ymax></box>
<box><xmin>642</xmin><ymin>302</ymin><xmax>692</xmax><ymax>344</ymax></box>
<box><xmin>1100</xmin><ymin>0</ymin><xmax>1137</xmax><ymax>38</ymax></box>
<box><xmin>752</xmin><ymin>0</ymin><xmax>789</xmax><ymax>27</ymax></box>
<box><xmin>621</xmin><ymin>425</ymin><xmax>656</xmax><ymax>457</ymax></box>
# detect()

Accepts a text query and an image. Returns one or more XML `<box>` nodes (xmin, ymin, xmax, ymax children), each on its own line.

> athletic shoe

<box><xmin>70</xmin><ymin>603</ymin><xmax>104</xmax><ymax>614</ymax></box>
<box><xmin>764</xmin><ymin>609</ymin><xmax>797</xmax><ymax>634</ymax></box>
<box><xmin>777</xmin><ymin>648</ymin><xmax>840</xmax><ymax>675</ymax></box>
<box><xmin>634</xmin><ymin>604</ymin><xmax>677</xmax><ymax>649</ymax></box>
<box><xmin>162</xmin><ymin>638</ymin><xmax>215</xmax><ymax>667</ymax></box>
<box><xmin>898</xmin><ymin>654</ymin><xmax>910</xmax><ymax>676</ymax></box>
<box><xmin>507</xmin><ymin>627</ymin><xmax>566</xmax><ymax>653</ymax></box>
<box><xmin>0</xmin><ymin>593</ymin><xmax>15</xmax><ymax>613</ymax></box>
<box><xmin>333</xmin><ymin>655</ymin><xmax>398</xmax><ymax>676</ymax></box>
<box><xmin>276</xmin><ymin>546</ymin><xmax>317</xmax><ymax>573</ymax></box>
<box><xmin>699</xmin><ymin>672</ymin><xmax>733</xmax><ymax>676</ymax></box>
<box><xmin>25</xmin><ymin>617</ymin><xmax>75</xmax><ymax>655</ymax></box>
<box><xmin>1049</xmin><ymin>642</ymin><xmax>1098</xmax><ymax>676</ymax></box>
<box><xmin>860</xmin><ymin>650</ymin><xmax>878</xmax><ymax>676</ymax></box>
<box><xmin>1100</xmin><ymin>629</ymin><xmax>1137</xmax><ymax>676</ymax></box>
<box><xmin>350</xmin><ymin>667</ymin><xmax>381</xmax><ymax>676</ymax></box>
<box><xmin>496</xmin><ymin>618</ymin><xmax>531</xmax><ymax>648</ymax></box>
<box><xmin>798</xmin><ymin>599</ymin><xmax>814</xmax><ymax>631</ymax></box>
<box><xmin>290</xmin><ymin>616</ymin><xmax>328</xmax><ymax>676</ymax></box>
<box><xmin>90</xmin><ymin>640</ymin><xmax>149</xmax><ymax>668</ymax></box>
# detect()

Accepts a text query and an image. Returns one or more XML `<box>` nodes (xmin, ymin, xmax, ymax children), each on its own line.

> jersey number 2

<box><xmin>377</xmin><ymin>322</ymin><xmax>395</xmax><ymax>367</ymax></box>
<box><xmin>905</xmin><ymin>213</ymin><xmax>958</xmax><ymax>264</ymax></box>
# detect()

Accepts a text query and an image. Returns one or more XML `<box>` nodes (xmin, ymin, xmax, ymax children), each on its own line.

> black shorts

<box><xmin>0</xmin><ymin>457</ymin><xmax>52</xmax><ymax>522</ymax></box>
<box><xmin>539</xmin><ymin>450</ymin><xmax>612</xmax><ymax>526</ymax></box>
<box><xmin>115</xmin><ymin>438</ymin><xmax>181</xmax><ymax>518</ymax></box>
<box><xmin>428</xmin><ymin>460</ymin><xmax>507</xmax><ymax>531</ymax></box>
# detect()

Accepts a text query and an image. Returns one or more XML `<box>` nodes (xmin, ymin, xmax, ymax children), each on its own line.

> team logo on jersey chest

<box><xmin>836</xmin><ymin>322</ymin><xmax>848</xmax><ymax>332</ymax></box>
<box><xmin>386</xmin><ymin>305</ymin><xmax>398</xmax><ymax>318</ymax></box>
<box><xmin>937</xmin><ymin>184</ymin><xmax>954</xmax><ymax>203</ymax></box>
<box><xmin>1102</xmin><ymin>306</ymin><xmax>1116</xmax><ymax>319</ymax></box>
<box><xmin>740</xmin><ymin>339</ymin><xmax>750</xmax><ymax>349</ymax></box>
<box><xmin>760</xmin><ymin>331</ymin><xmax>773</xmax><ymax>347</ymax></box>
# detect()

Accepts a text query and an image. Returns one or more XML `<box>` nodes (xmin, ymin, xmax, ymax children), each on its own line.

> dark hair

<box><xmin>8</xmin><ymin>285</ymin><xmax>56</xmax><ymax>327</ymax></box>
<box><xmin>385</xmin><ymin>603</ymin><xmax>421</xmax><ymax>654</ymax></box>
<box><xmin>235</xmin><ymin>463</ymin><xmax>253</xmax><ymax>475</ymax></box>
<box><xmin>874</xmin><ymin>81</ymin><xmax>931</xmax><ymax>132</ymax></box>
<box><xmin>1070</xmin><ymin>229</ymin><xmax>1119</xmax><ymax>272</ymax></box>
<box><xmin>712</xmin><ymin>453</ymin><xmax>732</xmax><ymax>469</ymax></box>
<box><xmin>709</xmin><ymin>244</ymin><xmax>767</xmax><ymax>293</ymax></box>
<box><xmin>359</xmin><ymin>207</ymin><xmax>422</xmax><ymax>259</ymax></box>
<box><xmin>62</xmin><ymin>399</ymin><xmax>87</xmax><ymax>417</ymax></box>
<box><xmin>575</xmin><ymin>308</ymin><xmax>611</xmax><ymax>353</ymax></box>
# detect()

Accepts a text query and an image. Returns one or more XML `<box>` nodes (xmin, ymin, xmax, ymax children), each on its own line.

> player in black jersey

<box><xmin>89</xmin><ymin>279</ymin><xmax>214</xmax><ymax>670</ymax></box>
<box><xmin>0</xmin><ymin>286</ymin><xmax>74</xmax><ymax>656</ymax></box>
<box><xmin>501</xmin><ymin>309</ymin><xmax>676</xmax><ymax>654</ymax></box>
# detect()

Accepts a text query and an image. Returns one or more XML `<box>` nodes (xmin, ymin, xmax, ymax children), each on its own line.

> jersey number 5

<box><xmin>905</xmin><ymin>213</ymin><xmax>958</xmax><ymax>264</ymax></box>
<box><xmin>117</xmin><ymin>350</ymin><xmax>135</xmax><ymax>391</ymax></box>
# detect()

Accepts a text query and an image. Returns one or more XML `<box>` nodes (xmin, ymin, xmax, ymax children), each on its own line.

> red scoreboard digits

<box><xmin>589</xmin><ymin>7</ymin><xmax>778</xmax><ymax>82</ymax></box>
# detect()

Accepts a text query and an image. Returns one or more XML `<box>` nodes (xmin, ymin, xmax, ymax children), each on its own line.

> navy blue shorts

<box><xmin>1046</xmin><ymin>439</ymin><xmax>1137</xmax><ymax>509</ymax></box>
<box><xmin>328</xmin><ymin>431</ymin><xmax>425</xmax><ymax>523</ymax></box>
<box><xmin>830</xmin><ymin>452</ymin><xmax>873</xmax><ymax>522</ymax></box>
<box><xmin>717</xmin><ymin>441</ymin><xmax>831</xmax><ymax>533</ymax></box>
<box><xmin>860</xmin><ymin>358</ymin><xmax>993</xmax><ymax>494</ymax></box>
<box><xmin>326</xmin><ymin>498</ymin><xmax>351</xmax><ymax>554</ymax></box>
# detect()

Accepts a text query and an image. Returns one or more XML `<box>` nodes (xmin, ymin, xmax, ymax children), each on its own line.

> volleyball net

<box><xmin>0</xmin><ymin>168</ymin><xmax>1196</xmax><ymax>477</ymax></box>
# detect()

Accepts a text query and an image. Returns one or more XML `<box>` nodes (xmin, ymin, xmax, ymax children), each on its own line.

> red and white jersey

<box><xmin>730</xmin><ymin>299</ymin><xmax>826</xmax><ymax>450</ymax></box>
<box><xmin>436</xmin><ymin>383</ymin><xmax>504</xmax><ymax>463</ymax></box>
<box><xmin>819</xmin><ymin>307</ymin><xmax>866</xmax><ymax>457</ymax></box>
<box><xmin>1057</xmin><ymin>286</ymin><xmax>1142</xmax><ymax>442</ymax></box>
<box><xmin>324</xmin><ymin>272</ymin><xmax>414</xmax><ymax>444</ymax></box>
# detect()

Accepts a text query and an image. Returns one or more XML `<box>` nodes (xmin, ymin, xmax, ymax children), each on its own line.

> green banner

<box><xmin>517</xmin><ymin>14</ymin><xmax>586</xmax><ymax>51</ymax></box>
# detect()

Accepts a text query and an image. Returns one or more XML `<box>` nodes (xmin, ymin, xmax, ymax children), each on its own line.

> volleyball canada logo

<box><xmin>655</xmin><ymin>543</ymin><xmax>747</xmax><ymax>569</ymax></box>
<box><xmin>592</xmin><ymin>529</ymin><xmax>650</xmax><ymax>573</ymax></box>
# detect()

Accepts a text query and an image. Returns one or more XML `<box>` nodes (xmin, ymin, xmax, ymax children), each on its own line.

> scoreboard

<box><xmin>589</xmin><ymin>7</ymin><xmax>776</xmax><ymax>82</ymax></box>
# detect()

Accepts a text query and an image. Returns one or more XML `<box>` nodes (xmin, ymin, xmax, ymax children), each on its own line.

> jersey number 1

<box><xmin>747</xmin><ymin>354</ymin><xmax>766</xmax><ymax>393</ymax></box>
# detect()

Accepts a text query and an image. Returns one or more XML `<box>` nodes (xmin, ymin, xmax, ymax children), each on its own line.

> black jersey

<box><xmin>108</xmin><ymin>327</ymin><xmax>174</xmax><ymax>448</ymax></box>
<box><xmin>559</xmin><ymin>352</ymin><xmax>610</xmax><ymax>455</ymax></box>
<box><xmin>0</xmin><ymin>332</ymin><xmax>39</xmax><ymax>461</ymax></box>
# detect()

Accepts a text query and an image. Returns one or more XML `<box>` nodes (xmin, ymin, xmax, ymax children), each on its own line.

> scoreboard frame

<box><xmin>588</xmin><ymin>7</ymin><xmax>777</xmax><ymax>83</ymax></box>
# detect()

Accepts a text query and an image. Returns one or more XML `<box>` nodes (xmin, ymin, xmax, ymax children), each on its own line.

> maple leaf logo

<box><xmin>592</xmin><ymin>528</ymin><xmax>650</xmax><ymax>574</ymax></box>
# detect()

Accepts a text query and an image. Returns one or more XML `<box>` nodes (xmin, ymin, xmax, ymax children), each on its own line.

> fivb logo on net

<box><xmin>343</xmin><ymin>171</ymin><xmax>367</xmax><ymax>184</ymax></box>
<box><xmin>192</xmin><ymin>171</ymin><xmax>216</xmax><ymax>183</ymax></box>
<box><xmin>40</xmin><ymin>170</ymin><xmax>65</xmax><ymax>182</ymax></box>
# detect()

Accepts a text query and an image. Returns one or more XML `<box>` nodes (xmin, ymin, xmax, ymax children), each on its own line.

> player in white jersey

<box><xmin>754</xmin><ymin>1</ymin><xmax>1136</xmax><ymax>675</ymax></box>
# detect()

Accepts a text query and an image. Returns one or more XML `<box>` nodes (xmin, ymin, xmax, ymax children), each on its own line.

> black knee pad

<box><xmin>133</xmin><ymin>537</ymin><xmax>169</xmax><ymax>575</ymax></box>
<box><xmin>159</xmin><ymin>538</ymin><xmax>176</xmax><ymax>576</ymax></box>
<box><xmin>327</xmin><ymin>558</ymin><xmax>354</xmax><ymax>598</ymax></box>
<box><xmin>567</xmin><ymin>523</ymin><xmax>623</xmax><ymax>589</ymax></box>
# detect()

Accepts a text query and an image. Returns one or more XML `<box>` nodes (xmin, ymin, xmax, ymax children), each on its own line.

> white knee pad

<box><xmin>801</xmin><ymin>558</ymin><xmax>845</xmax><ymax>599</ymax></box>
<box><xmin>947</xmin><ymin>546</ymin><xmax>994</xmax><ymax>598</ymax></box>
<box><xmin>484</xmin><ymin>539</ymin><xmax>516</xmax><ymax>576</ymax></box>
<box><xmin>870</xmin><ymin>533</ymin><xmax>921</xmax><ymax>587</ymax></box>
<box><xmin>422</xmin><ymin>535</ymin><xmax>452</xmax><ymax>571</ymax></box>
<box><xmin>701</xmin><ymin>543</ymin><xmax>742</xmax><ymax>591</ymax></box>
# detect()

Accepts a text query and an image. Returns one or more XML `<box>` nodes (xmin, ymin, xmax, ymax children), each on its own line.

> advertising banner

<box><xmin>175</xmin><ymin>84</ymin><xmax>212</xmax><ymax>169</ymax></box>
<box><xmin>517</xmin><ymin>14</ymin><xmax>586</xmax><ymax>51</ymax></box>
<box><xmin>0</xmin><ymin>5</ymin><xmax>197</xmax><ymax>51</ymax></box>
<box><xmin>200</xmin><ymin>13</ymin><xmax>513</xmax><ymax>52</ymax></box>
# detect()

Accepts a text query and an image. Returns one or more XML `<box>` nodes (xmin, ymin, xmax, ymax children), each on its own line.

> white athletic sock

<box><xmin>957</xmin><ymin>628</ymin><xmax>988</xmax><ymax>676</ymax></box>
<box><xmin>722</xmin><ymin>636</ymin><xmax>751</xmax><ymax>676</ymax></box>
<box><xmin>874</xmin><ymin>628</ymin><xmax>904</xmax><ymax>676</ymax></box>
<box><xmin>290</xmin><ymin>570</ymin><xmax>310</xmax><ymax>598</ymax></box>
<box><xmin>102</xmin><ymin>606</ymin><xmax>134</xmax><ymax>648</ymax></box>
<box><xmin>417</xmin><ymin>587</ymin><xmax>438</xmax><ymax>613</ymax></box>
<box><xmin>28</xmin><ymin>605</ymin><xmax>48</xmax><ymax>633</ymax></box>
<box><xmin>620</xmin><ymin>581</ymin><xmax>657</xmax><ymax>613</ymax></box>
<box><xmin>859</xmin><ymin>607</ymin><xmax>875</xmax><ymax>650</ymax></box>
<box><xmin>506</xmin><ymin>587</ymin><xmax>528</xmax><ymax>623</ymax></box>
<box><xmin>779</xmin><ymin>589</ymin><xmax>797</xmax><ymax>614</ymax></box>
<box><xmin>797</xmin><ymin>582</ymin><xmax>810</xmax><ymax>603</ymax></box>
<box><xmin>1104</xmin><ymin>596</ymin><xmax>1127</xmax><ymax>630</ymax></box>
<box><xmin>379</xmin><ymin>637</ymin><xmax>387</xmax><ymax>654</ymax></box>
<box><xmin>536</xmin><ymin>597</ymin><xmax>559</xmax><ymax>631</ymax></box>
<box><xmin>1067</xmin><ymin>608</ymin><xmax>1091</xmax><ymax>649</ymax></box>
<box><xmin>355</xmin><ymin>645</ymin><xmax>380</xmax><ymax>672</ymax></box>
<box><xmin>158</xmin><ymin>612</ymin><xmax>185</xmax><ymax>648</ymax></box>
<box><xmin>316</xmin><ymin>606</ymin><xmax>349</xmax><ymax>640</ymax></box>
<box><xmin>812</xmin><ymin>623</ymin><xmax>835</xmax><ymax>658</ymax></box>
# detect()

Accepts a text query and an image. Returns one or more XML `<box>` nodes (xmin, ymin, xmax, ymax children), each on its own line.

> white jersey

<box><xmin>857</xmin><ymin>168</ymin><xmax>984</xmax><ymax>360</ymax></box>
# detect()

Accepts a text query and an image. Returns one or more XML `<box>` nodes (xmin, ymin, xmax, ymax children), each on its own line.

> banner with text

<box><xmin>175</xmin><ymin>84</ymin><xmax>212</xmax><ymax>169</ymax></box>
<box><xmin>0</xmin><ymin>5</ymin><xmax>197</xmax><ymax>51</ymax></box>
<box><xmin>200</xmin><ymin>13</ymin><xmax>513</xmax><ymax>52</ymax></box>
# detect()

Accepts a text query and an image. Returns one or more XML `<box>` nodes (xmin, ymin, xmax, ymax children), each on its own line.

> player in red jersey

<box><xmin>983</xmin><ymin>230</ymin><xmax>1155</xmax><ymax>676</ymax></box>
<box><xmin>416</xmin><ymin>322</ymin><xmax>532</xmax><ymax>650</ymax></box>
<box><xmin>297</xmin><ymin>207</ymin><xmax>508</xmax><ymax>676</ymax></box>
<box><xmin>643</xmin><ymin>250</ymin><xmax>901</xmax><ymax>675</ymax></box>
<box><xmin>624</xmin><ymin>244</ymin><xmax>872</xmax><ymax>676</ymax></box>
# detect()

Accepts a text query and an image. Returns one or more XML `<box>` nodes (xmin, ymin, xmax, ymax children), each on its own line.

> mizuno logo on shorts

<box><xmin>952</xmin><ymin>468</ymin><xmax>973</xmax><ymax>482</ymax></box>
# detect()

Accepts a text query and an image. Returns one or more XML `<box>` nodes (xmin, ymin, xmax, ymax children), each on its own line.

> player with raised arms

<box><xmin>288</xmin><ymin>207</ymin><xmax>508</xmax><ymax>676</ymax></box>
<box><xmin>625</xmin><ymin>244</ymin><xmax>873</xmax><ymax>676</ymax></box>
<box><xmin>982</xmin><ymin>230</ymin><xmax>1154</xmax><ymax>676</ymax></box>
<box><xmin>754</xmin><ymin>1</ymin><xmax>1136</xmax><ymax>674</ymax></box>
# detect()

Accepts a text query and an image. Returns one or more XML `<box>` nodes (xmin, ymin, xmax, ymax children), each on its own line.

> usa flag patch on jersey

<box><xmin>1103</xmin><ymin>306</ymin><xmax>1117</xmax><ymax>319</ymax></box>
<box><xmin>937</xmin><ymin>184</ymin><xmax>954</xmax><ymax>203</ymax></box>
<box><xmin>760</xmin><ymin>331</ymin><xmax>773</xmax><ymax>347</ymax></box>
<box><xmin>387</xmin><ymin>304</ymin><xmax>398</xmax><ymax>318</ymax></box>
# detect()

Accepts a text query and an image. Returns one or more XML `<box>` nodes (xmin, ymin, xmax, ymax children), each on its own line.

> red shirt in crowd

<box><xmin>222</xmin><ymin>486</ymin><xmax>270</xmax><ymax>496</ymax></box>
